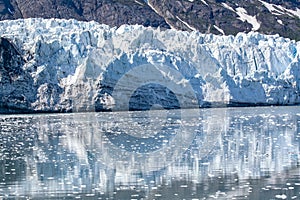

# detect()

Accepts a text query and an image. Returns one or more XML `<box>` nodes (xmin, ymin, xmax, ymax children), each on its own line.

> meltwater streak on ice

<box><xmin>0</xmin><ymin>18</ymin><xmax>299</xmax><ymax>112</ymax></box>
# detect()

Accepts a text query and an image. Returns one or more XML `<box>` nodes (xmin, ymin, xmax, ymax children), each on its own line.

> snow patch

<box><xmin>134</xmin><ymin>0</ymin><xmax>145</xmax><ymax>6</ymax></box>
<box><xmin>200</xmin><ymin>0</ymin><xmax>208</xmax><ymax>6</ymax></box>
<box><xmin>259</xmin><ymin>0</ymin><xmax>285</xmax><ymax>15</ymax></box>
<box><xmin>260</xmin><ymin>0</ymin><xmax>300</xmax><ymax>18</ymax></box>
<box><xmin>221</xmin><ymin>3</ymin><xmax>235</xmax><ymax>12</ymax></box>
<box><xmin>213</xmin><ymin>25</ymin><xmax>225</xmax><ymax>35</ymax></box>
<box><xmin>286</xmin><ymin>8</ymin><xmax>300</xmax><ymax>18</ymax></box>
<box><xmin>278</xmin><ymin>6</ymin><xmax>300</xmax><ymax>19</ymax></box>
<box><xmin>222</xmin><ymin>3</ymin><xmax>261</xmax><ymax>31</ymax></box>
<box><xmin>176</xmin><ymin>16</ymin><xmax>197</xmax><ymax>31</ymax></box>
<box><xmin>277</xmin><ymin>19</ymin><xmax>283</xmax><ymax>25</ymax></box>
<box><xmin>235</xmin><ymin>7</ymin><xmax>261</xmax><ymax>31</ymax></box>
<box><xmin>148</xmin><ymin>2</ymin><xmax>176</xmax><ymax>29</ymax></box>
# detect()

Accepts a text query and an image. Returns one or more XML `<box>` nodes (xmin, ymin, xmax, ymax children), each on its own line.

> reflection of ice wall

<box><xmin>0</xmin><ymin>18</ymin><xmax>299</xmax><ymax>112</ymax></box>
<box><xmin>0</xmin><ymin>107</ymin><xmax>299</xmax><ymax>198</ymax></box>
<box><xmin>165</xmin><ymin>107</ymin><xmax>300</xmax><ymax>182</ymax></box>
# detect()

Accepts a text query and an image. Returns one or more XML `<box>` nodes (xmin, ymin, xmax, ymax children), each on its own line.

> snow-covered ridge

<box><xmin>0</xmin><ymin>18</ymin><xmax>299</xmax><ymax>112</ymax></box>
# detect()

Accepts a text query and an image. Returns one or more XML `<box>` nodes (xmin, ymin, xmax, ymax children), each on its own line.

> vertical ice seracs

<box><xmin>0</xmin><ymin>18</ymin><xmax>299</xmax><ymax>112</ymax></box>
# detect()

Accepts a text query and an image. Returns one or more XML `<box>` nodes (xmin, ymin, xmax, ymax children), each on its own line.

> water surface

<box><xmin>0</xmin><ymin>106</ymin><xmax>299</xmax><ymax>199</ymax></box>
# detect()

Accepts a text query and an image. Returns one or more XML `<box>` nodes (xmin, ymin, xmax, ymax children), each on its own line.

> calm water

<box><xmin>0</xmin><ymin>106</ymin><xmax>299</xmax><ymax>200</ymax></box>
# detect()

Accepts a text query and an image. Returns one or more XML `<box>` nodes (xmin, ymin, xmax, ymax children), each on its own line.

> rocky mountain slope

<box><xmin>149</xmin><ymin>0</ymin><xmax>300</xmax><ymax>40</ymax></box>
<box><xmin>0</xmin><ymin>0</ymin><xmax>299</xmax><ymax>40</ymax></box>
<box><xmin>0</xmin><ymin>18</ymin><xmax>299</xmax><ymax>113</ymax></box>
<box><xmin>0</xmin><ymin>0</ymin><xmax>170</xmax><ymax>29</ymax></box>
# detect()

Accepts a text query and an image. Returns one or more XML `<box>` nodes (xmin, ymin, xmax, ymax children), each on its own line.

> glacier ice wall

<box><xmin>0</xmin><ymin>18</ymin><xmax>299</xmax><ymax>112</ymax></box>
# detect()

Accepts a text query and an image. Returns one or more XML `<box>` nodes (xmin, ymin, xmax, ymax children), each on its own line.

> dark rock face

<box><xmin>0</xmin><ymin>0</ymin><xmax>300</xmax><ymax>39</ymax></box>
<box><xmin>0</xmin><ymin>0</ymin><xmax>170</xmax><ymax>28</ymax></box>
<box><xmin>149</xmin><ymin>0</ymin><xmax>300</xmax><ymax>40</ymax></box>
<box><xmin>0</xmin><ymin>37</ymin><xmax>35</xmax><ymax>113</ymax></box>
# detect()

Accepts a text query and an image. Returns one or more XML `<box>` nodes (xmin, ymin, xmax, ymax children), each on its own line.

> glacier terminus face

<box><xmin>0</xmin><ymin>18</ymin><xmax>299</xmax><ymax>113</ymax></box>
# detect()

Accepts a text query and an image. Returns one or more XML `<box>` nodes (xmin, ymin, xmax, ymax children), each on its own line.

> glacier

<box><xmin>0</xmin><ymin>18</ymin><xmax>299</xmax><ymax>113</ymax></box>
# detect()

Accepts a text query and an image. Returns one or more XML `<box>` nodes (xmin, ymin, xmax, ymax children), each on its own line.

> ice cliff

<box><xmin>0</xmin><ymin>18</ymin><xmax>299</xmax><ymax>113</ymax></box>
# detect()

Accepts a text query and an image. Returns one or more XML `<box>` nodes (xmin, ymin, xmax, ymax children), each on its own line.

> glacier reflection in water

<box><xmin>0</xmin><ymin>106</ymin><xmax>299</xmax><ymax>199</ymax></box>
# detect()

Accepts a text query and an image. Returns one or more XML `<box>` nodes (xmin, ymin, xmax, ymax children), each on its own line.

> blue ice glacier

<box><xmin>0</xmin><ymin>18</ymin><xmax>299</xmax><ymax>112</ymax></box>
